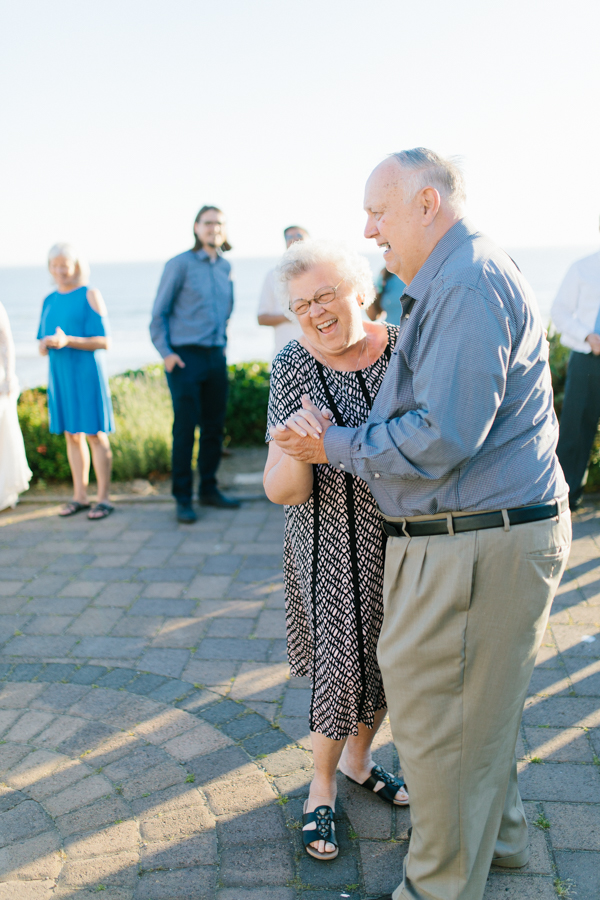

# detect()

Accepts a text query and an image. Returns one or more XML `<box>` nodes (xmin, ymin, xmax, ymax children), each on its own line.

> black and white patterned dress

<box><xmin>267</xmin><ymin>325</ymin><xmax>399</xmax><ymax>740</ymax></box>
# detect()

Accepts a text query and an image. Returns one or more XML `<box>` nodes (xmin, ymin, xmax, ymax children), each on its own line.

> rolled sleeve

<box><xmin>551</xmin><ymin>264</ymin><xmax>589</xmax><ymax>347</ymax></box>
<box><xmin>150</xmin><ymin>258</ymin><xmax>184</xmax><ymax>358</ymax></box>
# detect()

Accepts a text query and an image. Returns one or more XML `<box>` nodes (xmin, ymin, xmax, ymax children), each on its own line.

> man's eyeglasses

<box><xmin>289</xmin><ymin>280</ymin><xmax>344</xmax><ymax>316</ymax></box>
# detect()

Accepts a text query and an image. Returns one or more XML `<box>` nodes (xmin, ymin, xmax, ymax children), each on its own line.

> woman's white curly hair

<box><xmin>276</xmin><ymin>239</ymin><xmax>376</xmax><ymax>320</ymax></box>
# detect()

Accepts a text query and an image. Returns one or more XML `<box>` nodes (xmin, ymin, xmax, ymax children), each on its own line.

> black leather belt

<box><xmin>382</xmin><ymin>498</ymin><xmax>568</xmax><ymax>538</ymax></box>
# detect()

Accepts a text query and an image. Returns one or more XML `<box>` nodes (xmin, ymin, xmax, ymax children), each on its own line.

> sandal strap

<box><xmin>302</xmin><ymin>805</ymin><xmax>337</xmax><ymax>848</ymax></box>
<box><xmin>362</xmin><ymin>765</ymin><xmax>406</xmax><ymax>803</ymax></box>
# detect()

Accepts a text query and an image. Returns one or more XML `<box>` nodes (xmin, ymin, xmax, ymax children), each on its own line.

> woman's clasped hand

<box><xmin>274</xmin><ymin>395</ymin><xmax>332</xmax><ymax>440</ymax></box>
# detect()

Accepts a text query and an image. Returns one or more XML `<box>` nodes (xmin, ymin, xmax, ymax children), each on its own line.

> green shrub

<box><xmin>224</xmin><ymin>362</ymin><xmax>270</xmax><ymax>446</ymax></box>
<box><xmin>18</xmin><ymin>360</ymin><xmax>271</xmax><ymax>483</ymax></box>
<box><xmin>109</xmin><ymin>365</ymin><xmax>173</xmax><ymax>481</ymax></box>
<box><xmin>18</xmin><ymin>387</ymin><xmax>72</xmax><ymax>483</ymax></box>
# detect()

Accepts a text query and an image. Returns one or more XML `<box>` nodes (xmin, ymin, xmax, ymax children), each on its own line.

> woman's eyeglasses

<box><xmin>289</xmin><ymin>280</ymin><xmax>344</xmax><ymax>316</ymax></box>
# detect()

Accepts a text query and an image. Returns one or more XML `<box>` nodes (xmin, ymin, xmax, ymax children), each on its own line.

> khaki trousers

<box><xmin>378</xmin><ymin>511</ymin><xmax>571</xmax><ymax>900</ymax></box>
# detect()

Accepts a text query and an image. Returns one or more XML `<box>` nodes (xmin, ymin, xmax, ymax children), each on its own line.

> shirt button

<box><xmin>374</xmin><ymin>473</ymin><xmax>380</xmax><ymax>479</ymax></box>
<box><xmin>404</xmin><ymin>313</ymin><xmax>410</xmax><ymax>319</ymax></box>
<box><xmin>339</xmin><ymin>463</ymin><xmax>345</xmax><ymax>469</ymax></box>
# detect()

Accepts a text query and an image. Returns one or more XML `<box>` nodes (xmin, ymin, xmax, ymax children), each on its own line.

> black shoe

<box><xmin>176</xmin><ymin>502</ymin><xmax>197</xmax><ymax>523</ymax></box>
<box><xmin>199</xmin><ymin>489</ymin><xmax>240</xmax><ymax>509</ymax></box>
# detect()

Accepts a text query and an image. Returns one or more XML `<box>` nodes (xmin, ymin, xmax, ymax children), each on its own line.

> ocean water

<box><xmin>1</xmin><ymin>246</ymin><xmax>595</xmax><ymax>389</ymax></box>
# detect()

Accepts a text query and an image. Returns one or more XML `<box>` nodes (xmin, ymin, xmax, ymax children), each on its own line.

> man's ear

<box><xmin>420</xmin><ymin>187</ymin><xmax>441</xmax><ymax>225</ymax></box>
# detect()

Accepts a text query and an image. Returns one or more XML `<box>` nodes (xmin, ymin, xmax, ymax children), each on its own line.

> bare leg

<box><xmin>306</xmin><ymin>730</ymin><xmax>346</xmax><ymax>855</ymax></box>
<box><xmin>338</xmin><ymin>708</ymin><xmax>409</xmax><ymax>802</ymax></box>
<box><xmin>306</xmin><ymin>710</ymin><xmax>407</xmax><ymax>855</ymax></box>
<box><xmin>87</xmin><ymin>433</ymin><xmax>113</xmax><ymax>513</ymax></box>
<box><xmin>64</xmin><ymin>432</ymin><xmax>90</xmax><ymax>505</ymax></box>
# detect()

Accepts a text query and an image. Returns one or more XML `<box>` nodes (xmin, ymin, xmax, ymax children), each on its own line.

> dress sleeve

<box><xmin>265</xmin><ymin>348</ymin><xmax>305</xmax><ymax>443</ymax></box>
<box><xmin>84</xmin><ymin>298</ymin><xmax>110</xmax><ymax>338</ymax></box>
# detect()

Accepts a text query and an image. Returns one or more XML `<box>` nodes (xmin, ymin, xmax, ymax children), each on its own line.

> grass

<box><xmin>18</xmin><ymin>360</ymin><xmax>270</xmax><ymax>484</ymax></box>
<box><xmin>534</xmin><ymin>812</ymin><xmax>550</xmax><ymax>830</ymax></box>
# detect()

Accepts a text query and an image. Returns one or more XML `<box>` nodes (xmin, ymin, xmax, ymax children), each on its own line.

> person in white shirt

<box><xmin>551</xmin><ymin>237</ymin><xmax>600</xmax><ymax>509</ymax></box>
<box><xmin>257</xmin><ymin>226</ymin><xmax>307</xmax><ymax>360</ymax></box>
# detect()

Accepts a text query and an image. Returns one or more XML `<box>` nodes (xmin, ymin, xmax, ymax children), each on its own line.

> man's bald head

<box><xmin>363</xmin><ymin>148</ymin><xmax>465</xmax><ymax>284</ymax></box>
<box><xmin>369</xmin><ymin>149</ymin><xmax>466</xmax><ymax>212</ymax></box>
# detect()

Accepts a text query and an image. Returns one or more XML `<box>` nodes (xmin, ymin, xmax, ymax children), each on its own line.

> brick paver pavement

<box><xmin>0</xmin><ymin>497</ymin><xmax>598</xmax><ymax>899</ymax></box>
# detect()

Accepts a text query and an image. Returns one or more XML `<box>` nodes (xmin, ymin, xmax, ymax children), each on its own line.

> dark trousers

<box><xmin>556</xmin><ymin>349</ymin><xmax>600</xmax><ymax>505</ymax></box>
<box><xmin>165</xmin><ymin>345</ymin><xmax>228</xmax><ymax>502</ymax></box>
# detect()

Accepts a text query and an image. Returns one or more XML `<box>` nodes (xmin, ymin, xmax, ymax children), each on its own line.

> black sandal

<box><xmin>88</xmin><ymin>502</ymin><xmax>115</xmax><ymax>520</ymax></box>
<box><xmin>302</xmin><ymin>802</ymin><xmax>339</xmax><ymax>860</ymax></box>
<box><xmin>59</xmin><ymin>501</ymin><xmax>91</xmax><ymax>517</ymax></box>
<box><xmin>345</xmin><ymin>764</ymin><xmax>409</xmax><ymax>806</ymax></box>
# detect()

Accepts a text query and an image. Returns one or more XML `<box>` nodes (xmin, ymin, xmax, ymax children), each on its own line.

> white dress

<box><xmin>0</xmin><ymin>302</ymin><xmax>32</xmax><ymax>510</ymax></box>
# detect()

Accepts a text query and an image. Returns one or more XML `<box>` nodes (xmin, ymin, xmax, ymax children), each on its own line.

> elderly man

<box><xmin>273</xmin><ymin>149</ymin><xmax>570</xmax><ymax>900</ymax></box>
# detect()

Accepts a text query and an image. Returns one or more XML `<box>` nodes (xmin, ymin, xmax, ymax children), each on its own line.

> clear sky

<box><xmin>1</xmin><ymin>0</ymin><xmax>599</xmax><ymax>266</ymax></box>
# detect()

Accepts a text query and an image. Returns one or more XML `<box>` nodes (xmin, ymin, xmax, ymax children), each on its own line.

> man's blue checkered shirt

<box><xmin>324</xmin><ymin>218</ymin><xmax>567</xmax><ymax>517</ymax></box>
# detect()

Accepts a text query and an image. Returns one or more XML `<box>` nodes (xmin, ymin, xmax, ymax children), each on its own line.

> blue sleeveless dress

<box><xmin>37</xmin><ymin>286</ymin><xmax>115</xmax><ymax>435</ymax></box>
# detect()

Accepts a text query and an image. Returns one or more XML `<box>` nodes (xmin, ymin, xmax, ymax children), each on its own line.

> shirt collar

<box><xmin>194</xmin><ymin>248</ymin><xmax>222</xmax><ymax>262</ymax></box>
<box><xmin>404</xmin><ymin>217</ymin><xmax>479</xmax><ymax>303</ymax></box>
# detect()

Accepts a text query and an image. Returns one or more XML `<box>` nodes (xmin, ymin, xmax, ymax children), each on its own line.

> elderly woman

<box><xmin>264</xmin><ymin>240</ymin><xmax>408</xmax><ymax>861</ymax></box>
<box><xmin>37</xmin><ymin>243</ymin><xmax>115</xmax><ymax>519</ymax></box>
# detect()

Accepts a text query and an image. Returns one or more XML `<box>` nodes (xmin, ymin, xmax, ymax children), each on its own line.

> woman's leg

<box><xmin>306</xmin><ymin>730</ymin><xmax>347</xmax><ymax>854</ymax></box>
<box><xmin>338</xmin><ymin>708</ymin><xmax>409</xmax><ymax>803</ymax></box>
<box><xmin>64</xmin><ymin>432</ymin><xmax>90</xmax><ymax>503</ymax></box>
<box><xmin>86</xmin><ymin>433</ymin><xmax>113</xmax><ymax>508</ymax></box>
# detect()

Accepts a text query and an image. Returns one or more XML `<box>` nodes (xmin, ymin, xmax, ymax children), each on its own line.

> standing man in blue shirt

<box><xmin>272</xmin><ymin>149</ymin><xmax>571</xmax><ymax>900</ymax></box>
<box><xmin>150</xmin><ymin>205</ymin><xmax>240</xmax><ymax>522</ymax></box>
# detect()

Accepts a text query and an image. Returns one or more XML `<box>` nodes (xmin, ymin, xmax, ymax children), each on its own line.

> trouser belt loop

<box><xmin>446</xmin><ymin>513</ymin><xmax>455</xmax><ymax>536</ymax></box>
<box><xmin>501</xmin><ymin>509</ymin><xmax>510</xmax><ymax>532</ymax></box>
<box><xmin>401</xmin><ymin>520</ymin><xmax>411</xmax><ymax>538</ymax></box>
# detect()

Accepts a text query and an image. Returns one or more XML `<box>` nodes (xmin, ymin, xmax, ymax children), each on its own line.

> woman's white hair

<box><xmin>47</xmin><ymin>242</ymin><xmax>90</xmax><ymax>285</ymax></box>
<box><xmin>276</xmin><ymin>239</ymin><xmax>376</xmax><ymax>319</ymax></box>
<box><xmin>392</xmin><ymin>148</ymin><xmax>466</xmax><ymax>212</ymax></box>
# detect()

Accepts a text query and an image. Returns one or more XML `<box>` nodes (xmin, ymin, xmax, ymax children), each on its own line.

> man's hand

<box><xmin>164</xmin><ymin>353</ymin><xmax>185</xmax><ymax>373</ymax></box>
<box><xmin>586</xmin><ymin>334</ymin><xmax>600</xmax><ymax>356</ymax></box>
<box><xmin>271</xmin><ymin>395</ymin><xmax>332</xmax><ymax>463</ymax></box>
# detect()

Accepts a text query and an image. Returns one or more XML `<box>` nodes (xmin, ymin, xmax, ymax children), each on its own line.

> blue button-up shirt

<box><xmin>324</xmin><ymin>219</ymin><xmax>567</xmax><ymax>517</ymax></box>
<box><xmin>150</xmin><ymin>249</ymin><xmax>234</xmax><ymax>358</ymax></box>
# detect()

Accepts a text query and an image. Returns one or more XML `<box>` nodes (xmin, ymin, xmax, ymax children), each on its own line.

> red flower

<box><xmin>36</xmin><ymin>445</ymin><xmax>47</xmax><ymax>454</ymax></box>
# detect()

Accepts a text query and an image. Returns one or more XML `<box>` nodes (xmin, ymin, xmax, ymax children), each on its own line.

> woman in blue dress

<box><xmin>37</xmin><ymin>243</ymin><xmax>115</xmax><ymax>519</ymax></box>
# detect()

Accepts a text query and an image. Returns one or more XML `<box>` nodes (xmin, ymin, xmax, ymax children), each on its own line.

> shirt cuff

<box><xmin>324</xmin><ymin>425</ymin><xmax>359</xmax><ymax>474</ymax></box>
<box><xmin>569</xmin><ymin>319</ymin><xmax>593</xmax><ymax>344</ymax></box>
